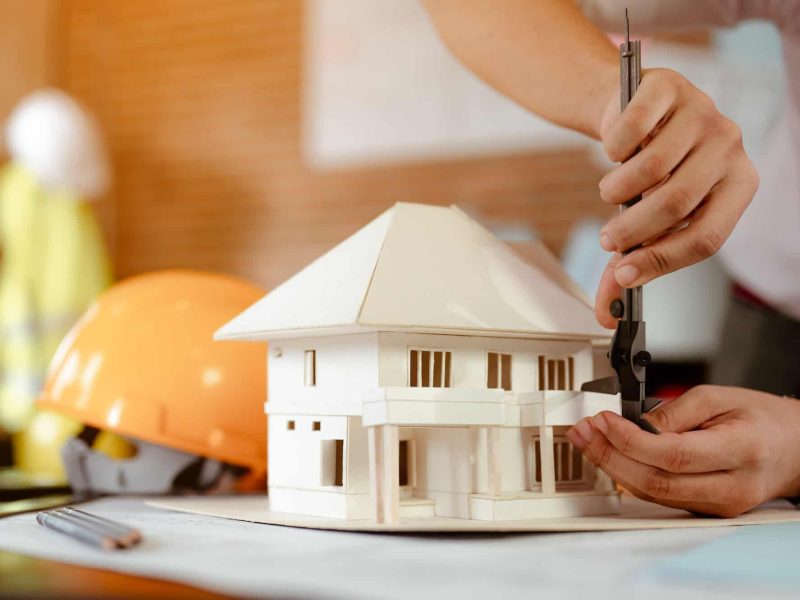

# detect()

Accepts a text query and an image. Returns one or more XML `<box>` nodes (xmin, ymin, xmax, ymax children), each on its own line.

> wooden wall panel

<box><xmin>61</xmin><ymin>0</ymin><xmax>613</xmax><ymax>290</ymax></box>
<box><xmin>0</xmin><ymin>0</ymin><xmax>60</xmax><ymax>159</ymax></box>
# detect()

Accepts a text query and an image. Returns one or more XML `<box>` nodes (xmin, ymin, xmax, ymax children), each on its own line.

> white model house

<box><xmin>216</xmin><ymin>203</ymin><xmax>621</xmax><ymax>523</ymax></box>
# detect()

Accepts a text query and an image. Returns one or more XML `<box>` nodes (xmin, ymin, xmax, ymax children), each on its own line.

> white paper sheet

<box><xmin>148</xmin><ymin>493</ymin><xmax>800</xmax><ymax>532</ymax></box>
<box><xmin>0</xmin><ymin>497</ymin><xmax>795</xmax><ymax>600</ymax></box>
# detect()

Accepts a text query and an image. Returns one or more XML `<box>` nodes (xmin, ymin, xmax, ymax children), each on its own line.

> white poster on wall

<box><xmin>303</xmin><ymin>0</ymin><xmax>585</xmax><ymax>169</ymax></box>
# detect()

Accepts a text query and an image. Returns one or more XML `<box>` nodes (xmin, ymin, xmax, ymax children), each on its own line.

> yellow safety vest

<box><xmin>0</xmin><ymin>163</ymin><xmax>111</xmax><ymax>472</ymax></box>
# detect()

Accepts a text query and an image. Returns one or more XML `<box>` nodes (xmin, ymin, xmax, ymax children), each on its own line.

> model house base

<box><xmin>149</xmin><ymin>493</ymin><xmax>800</xmax><ymax>533</ymax></box>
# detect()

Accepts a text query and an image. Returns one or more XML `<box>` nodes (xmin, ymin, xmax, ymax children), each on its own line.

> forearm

<box><xmin>423</xmin><ymin>0</ymin><xmax>618</xmax><ymax>139</ymax></box>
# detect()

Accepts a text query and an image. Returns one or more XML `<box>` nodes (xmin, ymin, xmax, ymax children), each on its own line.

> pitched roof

<box><xmin>216</xmin><ymin>203</ymin><xmax>610</xmax><ymax>340</ymax></box>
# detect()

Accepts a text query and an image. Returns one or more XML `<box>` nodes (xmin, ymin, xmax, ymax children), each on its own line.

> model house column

<box><xmin>381</xmin><ymin>425</ymin><xmax>400</xmax><ymax>523</ymax></box>
<box><xmin>368</xmin><ymin>426</ymin><xmax>385</xmax><ymax>522</ymax></box>
<box><xmin>486</xmin><ymin>427</ymin><xmax>503</xmax><ymax>496</ymax></box>
<box><xmin>368</xmin><ymin>424</ymin><xmax>400</xmax><ymax>523</ymax></box>
<box><xmin>538</xmin><ymin>425</ymin><xmax>556</xmax><ymax>494</ymax></box>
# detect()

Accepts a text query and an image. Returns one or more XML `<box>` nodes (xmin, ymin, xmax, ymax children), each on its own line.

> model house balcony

<box><xmin>362</xmin><ymin>387</ymin><xmax>620</xmax><ymax>428</ymax></box>
<box><xmin>507</xmin><ymin>390</ymin><xmax>621</xmax><ymax>428</ymax></box>
<box><xmin>362</xmin><ymin>386</ymin><xmax>507</xmax><ymax>426</ymax></box>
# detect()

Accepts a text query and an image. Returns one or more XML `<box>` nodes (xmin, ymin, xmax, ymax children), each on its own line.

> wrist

<box><xmin>778</xmin><ymin>396</ymin><xmax>800</xmax><ymax>499</ymax></box>
<box><xmin>585</xmin><ymin>65</ymin><xmax>618</xmax><ymax>140</ymax></box>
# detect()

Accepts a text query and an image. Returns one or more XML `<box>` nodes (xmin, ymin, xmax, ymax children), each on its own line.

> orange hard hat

<box><xmin>38</xmin><ymin>270</ymin><xmax>267</xmax><ymax>491</ymax></box>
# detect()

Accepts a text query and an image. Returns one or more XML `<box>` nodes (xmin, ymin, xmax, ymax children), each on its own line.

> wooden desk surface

<box><xmin>0</xmin><ymin>551</ymin><xmax>238</xmax><ymax>600</ymax></box>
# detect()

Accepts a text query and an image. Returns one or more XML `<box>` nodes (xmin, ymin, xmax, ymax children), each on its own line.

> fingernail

<box><xmin>575</xmin><ymin>418</ymin><xmax>594</xmax><ymax>444</ymax></box>
<box><xmin>598</xmin><ymin>178</ymin><xmax>609</xmax><ymax>198</ymax></box>
<box><xmin>593</xmin><ymin>412</ymin><xmax>609</xmax><ymax>435</ymax></box>
<box><xmin>566</xmin><ymin>428</ymin><xmax>586</xmax><ymax>450</ymax></box>
<box><xmin>615</xmin><ymin>264</ymin><xmax>640</xmax><ymax>286</ymax></box>
<box><xmin>600</xmin><ymin>233</ymin><xmax>615</xmax><ymax>252</ymax></box>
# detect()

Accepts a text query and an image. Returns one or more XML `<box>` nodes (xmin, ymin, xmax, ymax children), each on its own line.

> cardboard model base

<box><xmin>148</xmin><ymin>494</ymin><xmax>800</xmax><ymax>533</ymax></box>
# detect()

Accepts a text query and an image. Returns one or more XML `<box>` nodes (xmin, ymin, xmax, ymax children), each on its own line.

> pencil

<box><xmin>36</xmin><ymin>512</ymin><xmax>119</xmax><ymax>551</ymax></box>
<box><xmin>56</xmin><ymin>507</ymin><xmax>142</xmax><ymax>547</ymax></box>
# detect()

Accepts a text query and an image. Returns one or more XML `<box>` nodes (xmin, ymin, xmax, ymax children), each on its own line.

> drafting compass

<box><xmin>582</xmin><ymin>10</ymin><xmax>660</xmax><ymax>433</ymax></box>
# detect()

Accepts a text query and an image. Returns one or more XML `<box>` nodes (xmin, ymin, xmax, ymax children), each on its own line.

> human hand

<box><xmin>566</xmin><ymin>385</ymin><xmax>800</xmax><ymax>517</ymax></box>
<box><xmin>594</xmin><ymin>69</ymin><xmax>759</xmax><ymax>328</ymax></box>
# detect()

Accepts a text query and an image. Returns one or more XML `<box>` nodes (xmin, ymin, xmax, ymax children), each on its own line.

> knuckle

<box><xmin>720</xmin><ymin>493</ymin><xmax>759</xmax><ymax>518</ymax></box>
<box><xmin>715</xmin><ymin>114</ymin><xmax>741</xmax><ymax>140</ymax></box>
<box><xmin>648</xmin><ymin>404</ymin><xmax>673</xmax><ymax>432</ymax></box>
<box><xmin>695</xmin><ymin>92</ymin><xmax>719</xmax><ymax>121</ymax></box>
<box><xmin>662</xmin><ymin>440</ymin><xmax>693</xmax><ymax>472</ymax></box>
<box><xmin>693</xmin><ymin>384</ymin><xmax>716</xmax><ymax>399</ymax></box>
<box><xmin>744</xmin><ymin>161</ymin><xmax>760</xmax><ymax>194</ymax></box>
<box><xmin>628</xmin><ymin>487</ymin><xmax>656</xmax><ymax>504</ymax></box>
<box><xmin>741</xmin><ymin>485</ymin><xmax>764</xmax><ymax>510</ymax></box>
<box><xmin>640</xmin><ymin>152</ymin><xmax>667</xmax><ymax>182</ymax></box>
<box><xmin>650</xmin><ymin>69</ymin><xmax>683</xmax><ymax>97</ymax></box>
<box><xmin>617</xmin><ymin>427</ymin><xmax>636</xmax><ymax>456</ymax></box>
<box><xmin>742</xmin><ymin>439</ymin><xmax>768</xmax><ymax>468</ymax></box>
<box><xmin>662</xmin><ymin>186</ymin><xmax>693</xmax><ymax>219</ymax></box>
<box><xmin>608</xmin><ymin>219</ymin><xmax>634</xmax><ymax>250</ymax></box>
<box><xmin>623</xmin><ymin>104</ymin><xmax>652</xmax><ymax>139</ymax></box>
<box><xmin>690</xmin><ymin>228</ymin><xmax>724</xmax><ymax>260</ymax></box>
<box><xmin>641</xmin><ymin>469</ymin><xmax>671</xmax><ymax>498</ymax></box>
<box><xmin>597</xmin><ymin>440</ymin><xmax>615</xmax><ymax>469</ymax></box>
<box><xmin>603</xmin><ymin>139</ymin><xmax>625</xmax><ymax>163</ymax></box>
<box><xmin>642</xmin><ymin>246</ymin><xmax>673</xmax><ymax>276</ymax></box>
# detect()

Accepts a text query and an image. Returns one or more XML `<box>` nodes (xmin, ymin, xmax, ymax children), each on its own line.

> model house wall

<box><xmin>265</xmin><ymin>330</ymin><xmax>614</xmax><ymax>520</ymax></box>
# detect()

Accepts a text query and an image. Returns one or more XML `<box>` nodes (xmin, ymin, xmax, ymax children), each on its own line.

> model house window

<box><xmin>320</xmin><ymin>439</ymin><xmax>344</xmax><ymax>487</ymax></box>
<box><xmin>312</xmin><ymin>420</ymin><xmax>321</xmax><ymax>431</ymax></box>
<box><xmin>533</xmin><ymin>436</ymin><xmax>584</xmax><ymax>485</ymax></box>
<box><xmin>487</xmin><ymin>352</ymin><xmax>512</xmax><ymax>391</ymax></box>
<box><xmin>537</xmin><ymin>356</ymin><xmax>575</xmax><ymax>390</ymax></box>
<box><xmin>304</xmin><ymin>350</ymin><xmax>316</xmax><ymax>386</ymax></box>
<box><xmin>286</xmin><ymin>419</ymin><xmax>295</xmax><ymax>431</ymax></box>
<box><xmin>409</xmin><ymin>349</ymin><xmax>452</xmax><ymax>387</ymax></box>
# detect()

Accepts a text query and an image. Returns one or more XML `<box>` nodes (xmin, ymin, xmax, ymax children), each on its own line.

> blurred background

<box><xmin>0</xmin><ymin>1</ymin><xmax>785</xmax><ymax>487</ymax></box>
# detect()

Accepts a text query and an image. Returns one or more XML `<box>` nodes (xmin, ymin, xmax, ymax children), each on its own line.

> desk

<box><xmin>0</xmin><ymin>551</ymin><xmax>234</xmax><ymax>600</ymax></box>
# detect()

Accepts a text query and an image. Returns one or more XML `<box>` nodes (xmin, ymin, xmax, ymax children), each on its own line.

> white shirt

<box><xmin>577</xmin><ymin>0</ymin><xmax>800</xmax><ymax>321</ymax></box>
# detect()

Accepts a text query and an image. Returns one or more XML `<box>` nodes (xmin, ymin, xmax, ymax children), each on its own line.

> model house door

<box><xmin>398</xmin><ymin>439</ymin><xmax>415</xmax><ymax>488</ymax></box>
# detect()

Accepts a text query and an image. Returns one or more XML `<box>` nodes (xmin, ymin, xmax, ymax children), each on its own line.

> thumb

<box><xmin>595</xmin><ymin>253</ymin><xmax>623</xmax><ymax>329</ymax></box>
<box><xmin>643</xmin><ymin>385</ymin><xmax>729</xmax><ymax>433</ymax></box>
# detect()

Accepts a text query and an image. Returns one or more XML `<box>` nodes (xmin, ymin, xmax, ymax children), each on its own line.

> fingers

<box><xmin>604</xmin><ymin>162</ymin><xmax>757</xmax><ymax>288</ymax></box>
<box><xmin>644</xmin><ymin>385</ymin><xmax>737</xmax><ymax>433</ymax></box>
<box><xmin>567</xmin><ymin>416</ymin><xmax>763</xmax><ymax>517</ymax></box>
<box><xmin>568</xmin><ymin>419</ymin><xmax>734</xmax><ymax>500</ymax></box>
<box><xmin>566</xmin><ymin>420</ymin><xmax>755</xmax><ymax>516</ymax></box>
<box><xmin>602</xmin><ymin>69</ymin><xmax>680</xmax><ymax>162</ymax></box>
<box><xmin>600</xmin><ymin>143</ymin><xmax>723</xmax><ymax>254</ymax></box>
<box><xmin>599</xmin><ymin>108</ymin><xmax>698</xmax><ymax>206</ymax></box>
<box><xmin>591</xmin><ymin>411</ymin><xmax>746</xmax><ymax>473</ymax></box>
<box><xmin>594</xmin><ymin>253</ymin><xmax>622</xmax><ymax>329</ymax></box>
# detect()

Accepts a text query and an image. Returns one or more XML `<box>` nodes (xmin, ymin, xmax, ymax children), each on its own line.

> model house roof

<box><xmin>216</xmin><ymin>203</ymin><xmax>610</xmax><ymax>340</ymax></box>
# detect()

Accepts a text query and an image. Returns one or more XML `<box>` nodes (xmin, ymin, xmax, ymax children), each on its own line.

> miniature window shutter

<box><xmin>487</xmin><ymin>352</ymin><xmax>512</xmax><ymax>391</ymax></box>
<box><xmin>409</xmin><ymin>349</ymin><xmax>451</xmax><ymax>388</ymax></box>
<box><xmin>304</xmin><ymin>350</ymin><xmax>316</xmax><ymax>386</ymax></box>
